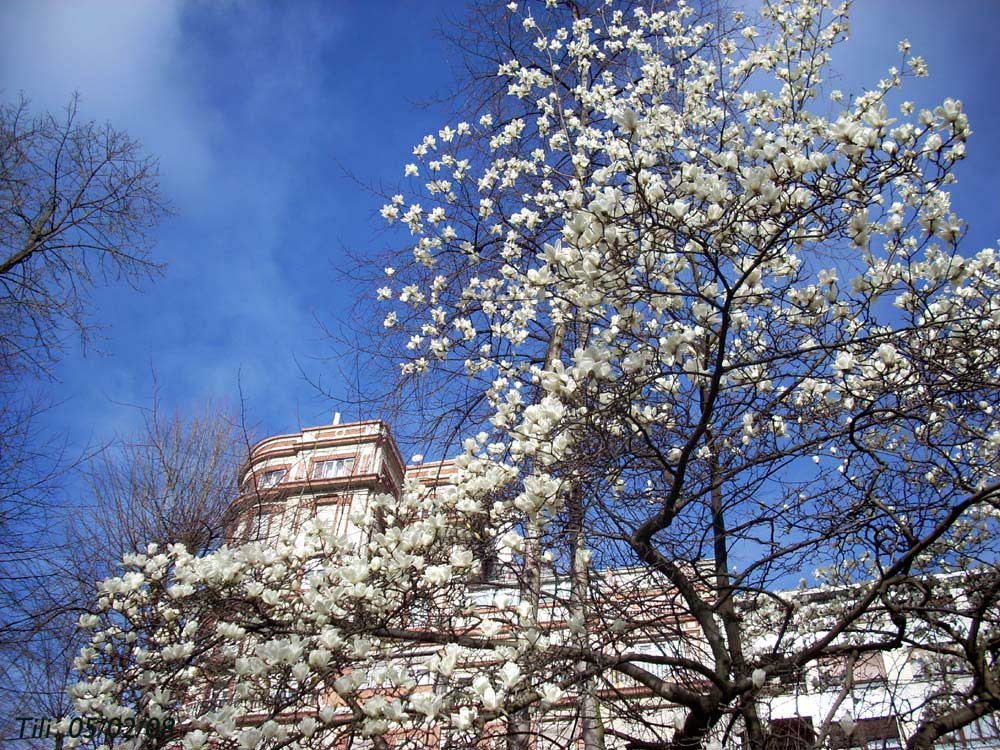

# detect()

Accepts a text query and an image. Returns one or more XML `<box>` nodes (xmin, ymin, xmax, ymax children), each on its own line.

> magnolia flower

<box><xmin>237</xmin><ymin>729</ymin><xmax>263</xmax><ymax>750</ymax></box>
<box><xmin>78</xmin><ymin>614</ymin><xmax>99</xmax><ymax>629</ymax></box>
<box><xmin>349</xmin><ymin>638</ymin><xmax>372</xmax><ymax>659</ymax></box>
<box><xmin>500</xmin><ymin>530</ymin><xmax>525</xmax><ymax>553</ymax></box>
<box><xmin>410</xmin><ymin>692</ymin><xmax>443</xmax><ymax>719</ymax></box>
<box><xmin>298</xmin><ymin>717</ymin><xmax>318</xmax><ymax>738</ymax></box>
<box><xmin>751</xmin><ymin>668</ymin><xmax>766</xmax><ymax>688</ymax></box>
<box><xmin>435</xmin><ymin>646</ymin><xmax>459</xmax><ymax>677</ymax></box>
<box><xmin>384</xmin><ymin>700</ymin><xmax>406</xmax><ymax>722</ymax></box>
<box><xmin>362</xmin><ymin>695</ymin><xmax>387</xmax><ymax>718</ymax></box>
<box><xmin>574</xmin><ymin>346</ymin><xmax>612</xmax><ymax>380</ymax></box>
<box><xmin>834</xmin><ymin>351</ymin><xmax>855</xmax><ymax>373</ymax></box>
<box><xmin>877</xmin><ymin>343</ymin><xmax>900</xmax><ymax>368</ymax></box>
<box><xmin>340</xmin><ymin>561</ymin><xmax>369</xmax><ymax>584</ymax></box>
<box><xmin>667</xmin><ymin>199</ymin><xmax>689</xmax><ymax>219</ymax></box>
<box><xmin>538</xmin><ymin>683</ymin><xmax>565</xmax><ymax>706</ymax></box>
<box><xmin>182</xmin><ymin>730</ymin><xmax>208</xmax><ymax>750</ymax></box>
<box><xmin>234</xmin><ymin>657</ymin><xmax>253</xmax><ymax>677</ymax></box>
<box><xmin>479</xmin><ymin>619</ymin><xmax>502</xmax><ymax>638</ymax></box>
<box><xmin>450</xmin><ymin>548</ymin><xmax>475</xmax><ymax>567</ymax></box>
<box><xmin>849</xmin><ymin>210</ymin><xmax>870</xmax><ymax>247</ymax></box>
<box><xmin>613</xmin><ymin>108</ymin><xmax>639</xmax><ymax>134</ymax></box>
<box><xmin>472</xmin><ymin>675</ymin><xmax>500</xmax><ymax>710</ymax></box>
<box><xmin>362</xmin><ymin>718</ymin><xmax>388</xmax><ymax>737</ymax></box>
<box><xmin>451</xmin><ymin>706</ymin><xmax>477</xmax><ymax>731</ymax></box>
<box><xmin>309</xmin><ymin>648</ymin><xmax>331</xmax><ymax>670</ymax></box>
<box><xmin>423</xmin><ymin>564</ymin><xmax>453</xmax><ymax>586</ymax></box>
<box><xmin>161</xmin><ymin>643</ymin><xmax>194</xmax><ymax>661</ymax></box>
<box><xmin>498</xmin><ymin>661</ymin><xmax>522</xmax><ymax>689</ymax></box>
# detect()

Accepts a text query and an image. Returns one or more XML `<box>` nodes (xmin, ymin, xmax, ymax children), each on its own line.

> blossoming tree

<box><xmin>74</xmin><ymin>1</ymin><xmax>1000</xmax><ymax>749</ymax></box>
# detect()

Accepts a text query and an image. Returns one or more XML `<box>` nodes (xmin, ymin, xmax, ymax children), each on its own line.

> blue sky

<box><xmin>1</xmin><ymin>0</ymin><xmax>998</xmax><ymax>462</ymax></box>
<box><xmin>0</xmin><ymin>0</ymin><xmax>462</xmax><ymax>453</ymax></box>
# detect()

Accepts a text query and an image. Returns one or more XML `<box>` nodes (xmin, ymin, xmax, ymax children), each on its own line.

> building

<box><xmin>227</xmin><ymin>417</ymin><xmax>455</xmax><ymax>547</ymax></box>
<box><xmin>218</xmin><ymin>418</ymin><xmax>1000</xmax><ymax>750</ymax></box>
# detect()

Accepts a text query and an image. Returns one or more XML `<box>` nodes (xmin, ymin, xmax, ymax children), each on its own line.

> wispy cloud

<box><xmin>8</xmin><ymin>0</ymin><xmax>995</xmax><ymax>453</ymax></box>
<box><xmin>0</xmin><ymin>1</ymin><xmax>218</xmax><ymax>195</ymax></box>
<box><xmin>0</xmin><ymin>0</ymin><xmax>352</xmax><ymax>440</ymax></box>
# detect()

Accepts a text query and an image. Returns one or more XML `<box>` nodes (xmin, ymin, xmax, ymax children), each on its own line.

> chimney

<box><xmin>332</xmin><ymin>412</ymin><xmax>341</xmax><ymax>425</ymax></box>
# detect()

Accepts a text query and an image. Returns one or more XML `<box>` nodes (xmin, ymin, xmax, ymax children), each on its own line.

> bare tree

<box><xmin>0</xmin><ymin>92</ymin><xmax>167</xmax><ymax>377</ymax></box>
<box><xmin>0</xmin><ymin>88</ymin><xmax>169</xmax><ymax>620</ymax></box>
<box><xmin>79</xmin><ymin>394</ymin><xmax>250</xmax><ymax>560</ymax></box>
<box><xmin>0</xmin><ymin>92</ymin><xmax>168</xmax><ymax>740</ymax></box>
<box><xmin>0</xmin><ymin>394</ymin><xmax>251</xmax><ymax>746</ymax></box>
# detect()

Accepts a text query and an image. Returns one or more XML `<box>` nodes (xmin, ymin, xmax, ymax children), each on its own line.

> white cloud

<box><xmin>0</xmin><ymin>0</ymin><xmax>217</xmax><ymax>196</ymax></box>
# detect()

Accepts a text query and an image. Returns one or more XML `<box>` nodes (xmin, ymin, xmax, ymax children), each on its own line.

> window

<box><xmin>758</xmin><ymin>652</ymin><xmax>806</xmax><ymax>687</ymax></box>
<box><xmin>311</xmin><ymin>458</ymin><xmax>355</xmax><ymax>480</ymax></box>
<box><xmin>246</xmin><ymin>510</ymin><xmax>269</xmax><ymax>541</ymax></box>
<box><xmin>767</xmin><ymin>717</ymin><xmax>815</xmax><ymax>750</ymax></box>
<box><xmin>853</xmin><ymin>652</ymin><xmax>887</xmax><ymax>683</ymax></box>
<box><xmin>818</xmin><ymin>652</ymin><xmax>887</xmax><ymax>687</ymax></box>
<box><xmin>830</xmin><ymin>717</ymin><xmax>901</xmax><ymax>750</ymax></box>
<box><xmin>257</xmin><ymin>469</ymin><xmax>286</xmax><ymax>489</ymax></box>
<box><xmin>245</xmin><ymin>506</ymin><xmax>295</xmax><ymax>543</ymax></box>
<box><xmin>945</xmin><ymin>714</ymin><xmax>1000</xmax><ymax>746</ymax></box>
<box><xmin>315</xmin><ymin>499</ymin><xmax>352</xmax><ymax>536</ymax></box>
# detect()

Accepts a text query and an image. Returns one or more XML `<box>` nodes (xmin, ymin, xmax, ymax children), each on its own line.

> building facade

<box><xmin>228</xmin><ymin>418</ymin><xmax>454</xmax><ymax>547</ymax></box>
<box><xmin>220</xmin><ymin>418</ymin><xmax>999</xmax><ymax>750</ymax></box>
